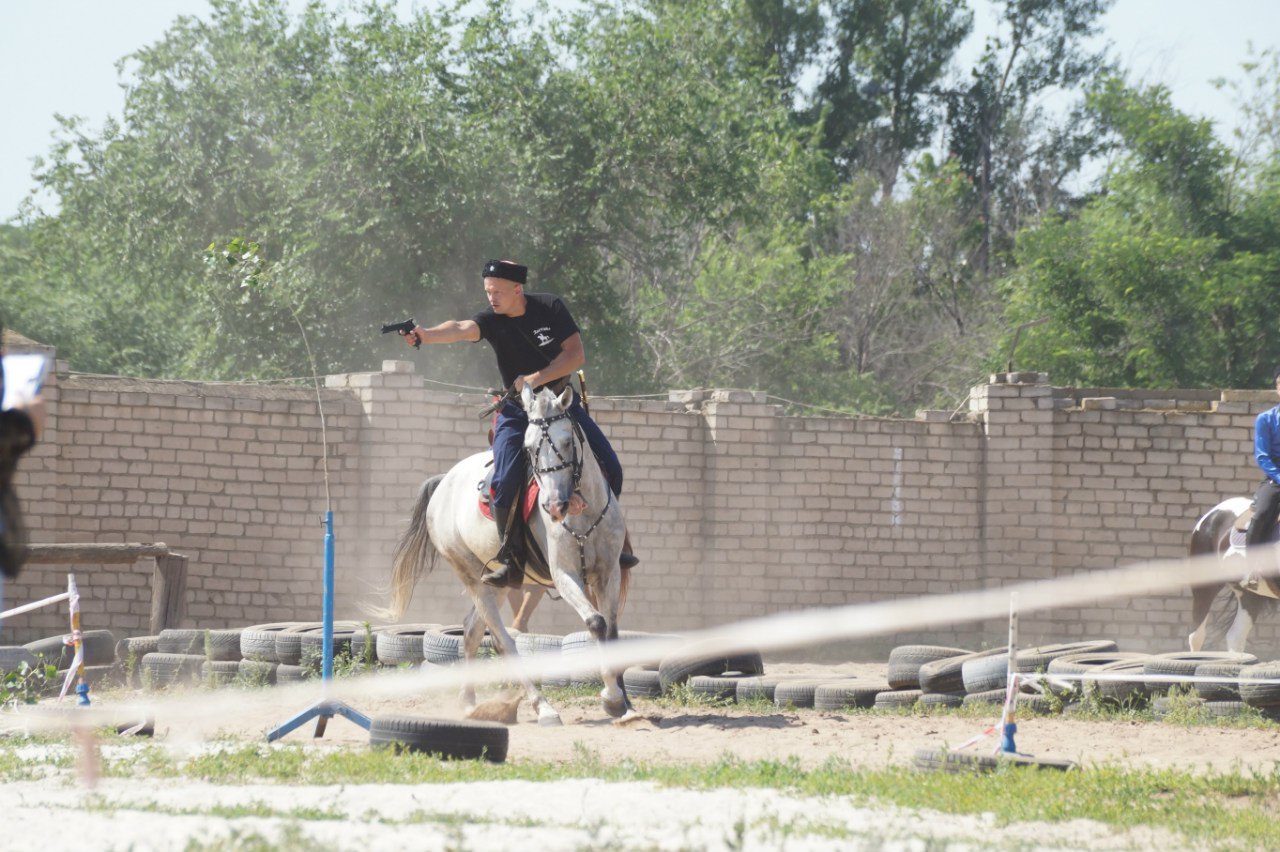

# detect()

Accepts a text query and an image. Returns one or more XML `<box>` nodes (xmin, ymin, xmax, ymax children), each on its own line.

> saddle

<box><xmin>476</xmin><ymin>466</ymin><xmax>540</xmax><ymax>524</ymax></box>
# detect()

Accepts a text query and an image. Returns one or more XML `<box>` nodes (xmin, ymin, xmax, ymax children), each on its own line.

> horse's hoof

<box><xmin>602</xmin><ymin>696</ymin><xmax>629</xmax><ymax>719</ymax></box>
<box><xmin>612</xmin><ymin>709</ymin><xmax>643</xmax><ymax>726</ymax></box>
<box><xmin>538</xmin><ymin>713</ymin><xmax>564</xmax><ymax>727</ymax></box>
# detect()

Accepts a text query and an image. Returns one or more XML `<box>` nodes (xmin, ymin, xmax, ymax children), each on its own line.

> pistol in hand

<box><xmin>381</xmin><ymin>318</ymin><xmax>420</xmax><ymax>348</ymax></box>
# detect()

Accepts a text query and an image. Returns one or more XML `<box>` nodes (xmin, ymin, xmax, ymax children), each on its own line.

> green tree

<box><xmin>815</xmin><ymin>0</ymin><xmax>973</xmax><ymax>197</ymax></box>
<box><xmin>944</xmin><ymin>0</ymin><xmax>1114</xmax><ymax>273</ymax></box>
<box><xmin>1007</xmin><ymin>79</ymin><xmax>1280</xmax><ymax>388</ymax></box>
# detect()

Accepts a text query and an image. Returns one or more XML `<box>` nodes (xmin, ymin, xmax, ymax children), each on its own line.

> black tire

<box><xmin>1144</xmin><ymin>651</ymin><xmax>1256</xmax><ymax>677</ymax></box>
<box><xmin>622</xmin><ymin>667</ymin><xmax>663</xmax><ymax>698</ymax></box>
<box><xmin>240</xmin><ymin>623</ymin><xmax>297</xmax><ymax>663</ymax></box>
<box><xmin>1091</xmin><ymin>660</ymin><xmax>1153</xmax><ymax>707</ymax></box>
<box><xmin>237</xmin><ymin>659</ymin><xmax>278</xmax><ymax>686</ymax></box>
<box><xmin>25</xmin><ymin>629</ymin><xmax>116</xmax><ymax>668</ymax></box>
<box><xmin>204</xmin><ymin>630</ymin><xmax>244</xmax><ymax>662</ymax></box>
<box><xmin>114</xmin><ymin>635</ymin><xmax>159</xmax><ymax>664</ymax></box>
<box><xmin>961</xmin><ymin>641</ymin><xmax>1119</xmax><ymax>695</ymax></box>
<box><xmin>157</xmin><ymin>628</ymin><xmax>205</xmax><ymax>655</ymax></box>
<box><xmin>1194</xmin><ymin>662</ymin><xmax>1256</xmax><ymax>701</ymax></box>
<box><xmin>735</xmin><ymin>675</ymin><xmax>786</xmax><ymax>703</ymax></box>
<box><xmin>814</xmin><ymin>681</ymin><xmax>888</xmax><ymax>711</ymax></box>
<box><xmin>689</xmin><ymin>674</ymin><xmax>749</xmax><ymax>703</ymax></box>
<box><xmin>141</xmin><ymin>652</ymin><xmax>204</xmax><ymax>690</ymax></box>
<box><xmin>202</xmin><ymin>660</ymin><xmax>241</xmax><ymax>687</ymax></box>
<box><xmin>1045</xmin><ymin>651</ymin><xmax>1150</xmax><ymax>698</ymax></box>
<box><xmin>920</xmin><ymin>648</ymin><xmax>1003</xmax><ymax>694</ymax></box>
<box><xmin>1151</xmin><ymin>695</ymin><xmax>1206</xmax><ymax>719</ymax></box>
<box><xmin>348</xmin><ymin>624</ymin><xmax>376</xmax><ymax>665</ymax></box>
<box><xmin>423</xmin><ymin>625</ymin><xmax>499</xmax><ymax>666</ymax></box>
<box><xmin>1239</xmin><ymin>664</ymin><xmax>1280</xmax><ymax>709</ymax></box>
<box><xmin>298</xmin><ymin>630</ymin><xmax>358</xmax><ymax>671</ymax></box>
<box><xmin>774</xmin><ymin>678</ymin><xmax>855</xmax><ymax>709</ymax></box>
<box><xmin>376</xmin><ymin>624</ymin><xmax>440</xmax><ymax>666</ymax></box>
<box><xmin>1143</xmin><ymin>652</ymin><xmax>1257</xmax><ymax>696</ymax></box>
<box><xmin>874</xmin><ymin>688</ymin><xmax>923</xmax><ymax>710</ymax></box>
<box><xmin>913</xmin><ymin>748</ymin><xmax>1075</xmax><ymax>774</ymax></box>
<box><xmin>275</xmin><ymin>623</ymin><xmax>324</xmax><ymax>666</ymax></box>
<box><xmin>559</xmin><ymin>631</ymin><xmax>604</xmax><ymax>688</ymax></box>
<box><xmin>0</xmin><ymin>646</ymin><xmax>37</xmax><ymax>675</ymax></box>
<box><xmin>886</xmin><ymin>645</ymin><xmax>970</xmax><ymax>690</ymax></box>
<box><xmin>961</xmin><ymin>688</ymin><xmax>1054</xmax><ymax>710</ymax></box>
<box><xmin>1203</xmin><ymin>700</ymin><xmax>1276</xmax><ymax>719</ymax></box>
<box><xmin>919</xmin><ymin>691</ymin><xmax>965</xmax><ymax>709</ymax></box>
<box><xmin>275</xmin><ymin>664</ymin><xmax>310</xmax><ymax>684</ymax></box>
<box><xmin>369</xmin><ymin>715</ymin><xmax>509</xmax><ymax>762</ymax></box>
<box><xmin>657</xmin><ymin>642</ymin><xmax>765</xmax><ymax>693</ymax></box>
<box><xmin>53</xmin><ymin>664</ymin><xmax>123</xmax><ymax>694</ymax></box>
<box><xmin>514</xmin><ymin>632</ymin><xmax>563</xmax><ymax>656</ymax></box>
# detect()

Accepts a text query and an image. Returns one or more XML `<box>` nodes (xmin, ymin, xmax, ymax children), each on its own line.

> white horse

<box><xmin>388</xmin><ymin>385</ymin><xmax>634</xmax><ymax>724</ymax></box>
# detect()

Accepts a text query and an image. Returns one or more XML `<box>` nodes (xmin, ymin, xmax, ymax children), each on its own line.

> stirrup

<box><xmin>482</xmin><ymin>559</ymin><xmax>524</xmax><ymax>589</ymax></box>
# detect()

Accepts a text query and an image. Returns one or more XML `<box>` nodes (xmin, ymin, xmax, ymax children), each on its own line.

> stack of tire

<box><xmin>1238</xmin><ymin>661</ymin><xmax>1280</xmax><ymax>719</ymax></box>
<box><xmin>874</xmin><ymin>641</ymin><xmax>1123</xmax><ymax>713</ymax></box>
<box><xmin>375</xmin><ymin>623</ymin><xmax>440</xmax><ymax>668</ymax></box>
<box><xmin>1136</xmin><ymin>652</ymin><xmax>1279</xmax><ymax>721</ymax></box>
<box><xmin>138</xmin><ymin>628</ymin><xmax>212</xmax><ymax>690</ymax></box>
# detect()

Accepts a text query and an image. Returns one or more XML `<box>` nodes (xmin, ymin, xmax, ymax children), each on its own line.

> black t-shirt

<box><xmin>471</xmin><ymin>292</ymin><xmax>581</xmax><ymax>388</ymax></box>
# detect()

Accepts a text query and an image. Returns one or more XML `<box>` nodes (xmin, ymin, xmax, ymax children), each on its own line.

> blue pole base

<box><xmin>266</xmin><ymin>699</ymin><xmax>372</xmax><ymax>743</ymax></box>
<box><xmin>999</xmin><ymin>721</ymin><xmax>1018</xmax><ymax>754</ymax></box>
<box><xmin>75</xmin><ymin>681</ymin><xmax>90</xmax><ymax>707</ymax></box>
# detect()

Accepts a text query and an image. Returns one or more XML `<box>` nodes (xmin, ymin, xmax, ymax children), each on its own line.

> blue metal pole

<box><xmin>323</xmin><ymin>510</ymin><xmax>334</xmax><ymax>682</ymax></box>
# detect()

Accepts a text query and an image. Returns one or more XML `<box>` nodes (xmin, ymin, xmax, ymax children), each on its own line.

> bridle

<box><xmin>526</xmin><ymin>405</ymin><xmax>613</xmax><ymax>573</ymax></box>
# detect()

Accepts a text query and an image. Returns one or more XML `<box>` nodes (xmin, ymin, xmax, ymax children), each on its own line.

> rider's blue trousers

<box><xmin>491</xmin><ymin>390</ymin><xmax>623</xmax><ymax>509</ymax></box>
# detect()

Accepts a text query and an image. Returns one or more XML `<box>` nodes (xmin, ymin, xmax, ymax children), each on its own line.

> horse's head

<box><xmin>523</xmin><ymin>385</ymin><xmax>581</xmax><ymax>522</ymax></box>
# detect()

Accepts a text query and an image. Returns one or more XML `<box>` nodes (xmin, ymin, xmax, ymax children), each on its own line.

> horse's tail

<box><xmin>386</xmin><ymin>474</ymin><xmax>446</xmax><ymax>621</ymax></box>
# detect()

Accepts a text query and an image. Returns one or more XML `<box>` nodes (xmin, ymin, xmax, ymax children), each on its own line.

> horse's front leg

<box><xmin>467</xmin><ymin>588</ymin><xmax>563</xmax><ymax>727</ymax></box>
<box><xmin>591</xmin><ymin>560</ymin><xmax>635</xmax><ymax>721</ymax></box>
<box><xmin>551</xmin><ymin>543</ymin><xmax>632</xmax><ymax>720</ymax></box>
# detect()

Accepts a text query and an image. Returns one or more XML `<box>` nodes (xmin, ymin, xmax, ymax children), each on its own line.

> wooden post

<box><xmin>149</xmin><ymin>554</ymin><xmax>188</xmax><ymax>634</ymax></box>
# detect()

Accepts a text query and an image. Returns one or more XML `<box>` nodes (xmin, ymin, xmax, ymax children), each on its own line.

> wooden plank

<box><xmin>25</xmin><ymin>543</ymin><xmax>171</xmax><ymax>563</ymax></box>
<box><xmin>149</xmin><ymin>553</ymin><xmax>188</xmax><ymax>633</ymax></box>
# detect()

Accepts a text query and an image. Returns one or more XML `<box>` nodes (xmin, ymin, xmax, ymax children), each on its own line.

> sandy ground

<box><xmin>0</xmin><ymin>660</ymin><xmax>1273</xmax><ymax>851</ymax></box>
<box><xmin>166</xmin><ymin>661</ymin><xmax>1280</xmax><ymax>777</ymax></box>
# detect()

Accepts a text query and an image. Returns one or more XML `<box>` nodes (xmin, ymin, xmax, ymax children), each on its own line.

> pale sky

<box><xmin>2</xmin><ymin>0</ymin><xmax>1277</xmax><ymax>221</ymax></box>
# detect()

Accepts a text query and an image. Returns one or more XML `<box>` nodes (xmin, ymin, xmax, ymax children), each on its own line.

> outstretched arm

<box><xmin>406</xmin><ymin>319</ymin><xmax>481</xmax><ymax>347</ymax></box>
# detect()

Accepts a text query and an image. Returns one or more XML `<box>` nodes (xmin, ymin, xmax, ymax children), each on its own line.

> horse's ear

<box><xmin>521</xmin><ymin>384</ymin><xmax>535</xmax><ymax>411</ymax></box>
<box><xmin>557</xmin><ymin>386</ymin><xmax>573</xmax><ymax>409</ymax></box>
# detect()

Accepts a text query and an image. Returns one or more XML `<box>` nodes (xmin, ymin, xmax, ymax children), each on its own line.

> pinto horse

<box><xmin>387</xmin><ymin>385</ymin><xmax>634</xmax><ymax>724</ymax></box>
<box><xmin>1188</xmin><ymin>497</ymin><xmax>1280</xmax><ymax>652</ymax></box>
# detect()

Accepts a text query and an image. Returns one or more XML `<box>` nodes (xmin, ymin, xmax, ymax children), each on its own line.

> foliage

<box><xmin>1007</xmin><ymin>79</ymin><xmax>1280</xmax><ymax>388</ymax></box>
<box><xmin>3</xmin><ymin>0</ymin><xmax>1279</xmax><ymax>413</ymax></box>
<box><xmin>0</xmin><ymin>661</ymin><xmax>58</xmax><ymax>709</ymax></box>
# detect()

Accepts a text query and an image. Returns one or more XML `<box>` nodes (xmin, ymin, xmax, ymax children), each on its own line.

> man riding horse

<box><xmin>1243</xmin><ymin>365</ymin><xmax>1280</xmax><ymax>588</ymax></box>
<box><xmin>397</xmin><ymin>259</ymin><xmax>638</xmax><ymax>590</ymax></box>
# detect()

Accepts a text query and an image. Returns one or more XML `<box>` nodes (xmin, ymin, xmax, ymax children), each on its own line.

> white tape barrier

<box><xmin>6</xmin><ymin>544</ymin><xmax>1280</xmax><ymax>734</ymax></box>
<box><xmin>0</xmin><ymin>590</ymin><xmax>71</xmax><ymax>622</ymax></box>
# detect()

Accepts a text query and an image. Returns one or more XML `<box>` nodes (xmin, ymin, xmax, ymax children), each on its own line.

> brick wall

<box><xmin>6</xmin><ymin>356</ymin><xmax>1276</xmax><ymax>658</ymax></box>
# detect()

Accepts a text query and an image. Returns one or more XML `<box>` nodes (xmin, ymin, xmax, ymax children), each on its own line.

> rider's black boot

<box><xmin>482</xmin><ymin>502</ymin><xmax>525</xmax><ymax>589</ymax></box>
<box><xmin>620</xmin><ymin>530</ymin><xmax>639</xmax><ymax>569</ymax></box>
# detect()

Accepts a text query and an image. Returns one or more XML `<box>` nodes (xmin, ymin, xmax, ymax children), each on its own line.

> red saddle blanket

<box><xmin>478</xmin><ymin>480</ymin><xmax>540</xmax><ymax>523</ymax></box>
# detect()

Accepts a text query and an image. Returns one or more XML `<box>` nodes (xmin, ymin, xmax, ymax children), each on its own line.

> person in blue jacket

<box><xmin>1245</xmin><ymin>366</ymin><xmax>1280</xmax><ymax>584</ymax></box>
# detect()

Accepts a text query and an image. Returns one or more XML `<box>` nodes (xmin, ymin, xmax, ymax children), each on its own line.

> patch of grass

<box><xmin>6</xmin><ymin>712</ymin><xmax>1280</xmax><ymax>848</ymax></box>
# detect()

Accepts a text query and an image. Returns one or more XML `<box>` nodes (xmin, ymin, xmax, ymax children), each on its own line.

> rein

<box><xmin>526</xmin><ymin>407</ymin><xmax>612</xmax><ymax>575</ymax></box>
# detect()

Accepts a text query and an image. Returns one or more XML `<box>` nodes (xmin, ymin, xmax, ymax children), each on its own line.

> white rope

<box><xmin>5</xmin><ymin>545</ymin><xmax>1280</xmax><ymax>734</ymax></box>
